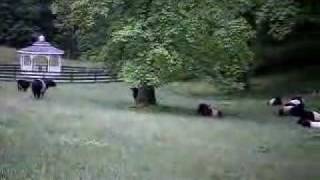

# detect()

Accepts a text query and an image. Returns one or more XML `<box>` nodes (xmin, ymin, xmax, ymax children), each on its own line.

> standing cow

<box><xmin>17</xmin><ymin>79</ymin><xmax>31</xmax><ymax>92</ymax></box>
<box><xmin>31</xmin><ymin>79</ymin><xmax>56</xmax><ymax>99</ymax></box>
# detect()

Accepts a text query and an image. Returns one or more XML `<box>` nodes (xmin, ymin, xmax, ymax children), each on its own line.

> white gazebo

<box><xmin>17</xmin><ymin>35</ymin><xmax>64</xmax><ymax>73</ymax></box>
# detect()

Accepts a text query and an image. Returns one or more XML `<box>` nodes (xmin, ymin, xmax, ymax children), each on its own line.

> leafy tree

<box><xmin>62</xmin><ymin>0</ymin><xmax>254</xmax><ymax>106</ymax></box>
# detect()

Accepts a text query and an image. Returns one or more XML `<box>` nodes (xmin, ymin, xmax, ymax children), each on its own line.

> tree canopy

<box><xmin>67</xmin><ymin>0</ymin><xmax>255</xmax><ymax>93</ymax></box>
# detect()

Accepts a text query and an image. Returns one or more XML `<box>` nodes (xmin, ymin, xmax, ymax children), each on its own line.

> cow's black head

<box><xmin>45</xmin><ymin>79</ymin><xmax>56</xmax><ymax>88</ymax></box>
<box><xmin>197</xmin><ymin>103</ymin><xmax>213</xmax><ymax>116</ymax></box>
<box><xmin>268</xmin><ymin>97</ymin><xmax>282</xmax><ymax>106</ymax></box>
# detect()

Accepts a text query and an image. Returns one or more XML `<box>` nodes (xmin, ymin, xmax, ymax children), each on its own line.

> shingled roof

<box><xmin>17</xmin><ymin>35</ymin><xmax>64</xmax><ymax>55</ymax></box>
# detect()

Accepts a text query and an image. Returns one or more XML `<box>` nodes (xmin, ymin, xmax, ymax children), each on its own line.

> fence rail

<box><xmin>0</xmin><ymin>63</ymin><xmax>120</xmax><ymax>84</ymax></box>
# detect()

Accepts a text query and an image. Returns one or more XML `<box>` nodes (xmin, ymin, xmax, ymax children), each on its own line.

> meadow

<box><xmin>1</xmin><ymin>46</ymin><xmax>320</xmax><ymax>179</ymax></box>
<box><xmin>0</xmin><ymin>81</ymin><xmax>320</xmax><ymax>180</ymax></box>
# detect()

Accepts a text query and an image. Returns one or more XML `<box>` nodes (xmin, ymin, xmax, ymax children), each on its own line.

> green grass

<box><xmin>0</xmin><ymin>82</ymin><xmax>320</xmax><ymax>180</ymax></box>
<box><xmin>1</xmin><ymin>46</ymin><xmax>320</xmax><ymax>179</ymax></box>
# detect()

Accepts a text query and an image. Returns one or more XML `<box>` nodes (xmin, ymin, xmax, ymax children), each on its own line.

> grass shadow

<box><xmin>127</xmin><ymin>104</ymin><xmax>199</xmax><ymax>117</ymax></box>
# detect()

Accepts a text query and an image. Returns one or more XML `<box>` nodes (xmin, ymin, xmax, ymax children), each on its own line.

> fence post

<box><xmin>70</xmin><ymin>72</ymin><xmax>73</xmax><ymax>82</ymax></box>
<box><xmin>14</xmin><ymin>65</ymin><xmax>17</xmax><ymax>80</ymax></box>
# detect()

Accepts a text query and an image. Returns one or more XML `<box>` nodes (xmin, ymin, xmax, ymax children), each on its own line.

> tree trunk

<box><xmin>133</xmin><ymin>86</ymin><xmax>157</xmax><ymax>106</ymax></box>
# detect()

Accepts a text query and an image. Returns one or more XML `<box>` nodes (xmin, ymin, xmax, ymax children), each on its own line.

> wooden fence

<box><xmin>0</xmin><ymin>64</ymin><xmax>121</xmax><ymax>84</ymax></box>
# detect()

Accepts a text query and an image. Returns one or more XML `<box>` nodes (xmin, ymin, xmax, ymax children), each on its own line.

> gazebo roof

<box><xmin>17</xmin><ymin>35</ymin><xmax>64</xmax><ymax>55</ymax></box>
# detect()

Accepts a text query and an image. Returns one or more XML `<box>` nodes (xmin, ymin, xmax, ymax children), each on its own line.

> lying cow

<box><xmin>268</xmin><ymin>96</ymin><xmax>304</xmax><ymax>107</ymax></box>
<box><xmin>297</xmin><ymin>110</ymin><xmax>320</xmax><ymax>128</ymax></box>
<box><xmin>197</xmin><ymin>103</ymin><xmax>223</xmax><ymax>118</ymax></box>
<box><xmin>270</xmin><ymin>96</ymin><xmax>305</xmax><ymax>116</ymax></box>
<box><xmin>278</xmin><ymin>103</ymin><xmax>305</xmax><ymax>117</ymax></box>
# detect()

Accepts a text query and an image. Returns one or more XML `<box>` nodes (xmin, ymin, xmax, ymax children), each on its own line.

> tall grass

<box><xmin>0</xmin><ymin>82</ymin><xmax>319</xmax><ymax>180</ymax></box>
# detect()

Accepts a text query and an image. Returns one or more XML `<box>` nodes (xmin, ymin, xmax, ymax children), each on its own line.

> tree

<box><xmin>60</xmin><ymin>0</ymin><xmax>254</xmax><ymax>106</ymax></box>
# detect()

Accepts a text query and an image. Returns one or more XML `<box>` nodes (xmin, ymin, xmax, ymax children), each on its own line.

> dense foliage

<box><xmin>0</xmin><ymin>0</ymin><xmax>55</xmax><ymax>47</ymax></box>
<box><xmin>256</xmin><ymin>0</ymin><xmax>300</xmax><ymax>40</ymax></box>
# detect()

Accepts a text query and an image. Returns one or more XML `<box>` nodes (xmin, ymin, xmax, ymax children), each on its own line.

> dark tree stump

<box><xmin>131</xmin><ymin>87</ymin><xmax>139</xmax><ymax>100</ymax></box>
<box><xmin>132</xmin><ymin>86</ymin><xmax>156</xmax><ymax>106</ymax></box>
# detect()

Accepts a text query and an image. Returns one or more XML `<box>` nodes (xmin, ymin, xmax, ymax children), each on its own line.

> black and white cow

<box><xmin>197</xmin><ymin>103</ymin><xmax>223</xmax><ymax>118</ymax></box>
<box><xmin>298</xmin><ymin>120</ymin><xmax>320</xmax><ymax>128</ymax></box>
<box><xmin>278</xmin><ymin>103</ymin><xmax>304</xmax><ymax>117</ymax></box>
<box><xmin>277</xmin><ymin>97</ymin><xmax>305</xmax><ymax>116</ymax></box>
<box><xmin>284</xmin><ymin>96</ymin><xmax>304</xmax><ymax>108</ymax></box>
<box><xmin>17</xmin><ymin>79</ymin><xmax>30</xmax><ymax>92</ymax></box>
<box><xmin>31</xmin><ymin>79</ymin><xmax>56</xmax><ymax>99</ymax></box>
<box><xmin>297</xmin><ymin>110</ymin><xmax>320</xmax><ymax>128</ymax></box>
<box><xmin>268</xmin><ymin>96</ymin><xmax>304</xmax><ymax>107</ymax></box>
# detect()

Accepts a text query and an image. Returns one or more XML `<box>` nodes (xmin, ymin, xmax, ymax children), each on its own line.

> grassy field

<box><xmin>0</xmin><ymin>82</ymin><xmax>320</xmax><ymax>180</ymax></box>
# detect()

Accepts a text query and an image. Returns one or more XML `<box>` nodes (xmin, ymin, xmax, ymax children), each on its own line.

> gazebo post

<box><xmin>20</xmin><ymin>55</ymin><xmax>23</xmax><ymax>70</ymax></box>
<box><xmin>30</xmin><ymin>55</ymin><xmax>34</xmax><ymax>71</ymax></box>
<box><xmin>59</xmin><ymin>56</ymin><xmax>62</xmax><ymax>70</ymax></box>
<box><xmin>47</xmin><ymin>55</ymin><xmax>50</xmax><ymax>72</ymax></box>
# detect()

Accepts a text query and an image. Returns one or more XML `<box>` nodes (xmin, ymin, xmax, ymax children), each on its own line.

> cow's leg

<box><xmin>33</xmin><ymin>91</ymin><xmax>37</xmax><ymax>99</ymax></box>
<box><xmin>41</xmin><ymin>91</ymin><xmax>45</xmax><ymax>98</ymax></box>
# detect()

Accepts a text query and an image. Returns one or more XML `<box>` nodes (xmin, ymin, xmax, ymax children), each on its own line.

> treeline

<box><xmin>0</xmin><ymin>0</ymin><xmax>77</xmax><ymax>58</ymax></box>
<box><xmin>0</xmin><ymin>0</ymin><xmax>55</xmax><ymax>47</ymax></box>
<box><xmin>254</xmin><ymin>0</ymin><xmax>320</xmax><ymax>73</ymax></box>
